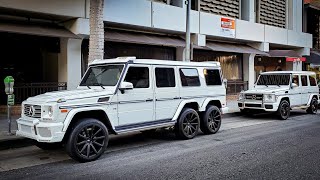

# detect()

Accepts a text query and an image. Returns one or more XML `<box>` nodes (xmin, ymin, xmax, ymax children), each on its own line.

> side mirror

<box><xmin>119</xmin><ymin>82</ymin><xmax>133</xmax><ymax>94</ymax></box>
<box><xmin>223</xmin><ymin>79</ymin><xmax>228</xmax><ymax>89</ymax></box>
<box><xmin>291</xmin><ymin>83</ymin><xmax>298</xmax><ymax>88</ymax></box>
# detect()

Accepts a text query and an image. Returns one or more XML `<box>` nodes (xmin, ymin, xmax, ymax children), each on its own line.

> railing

<box><xmin>14</xmin><ymin>82</ymin><xmax>67</xmax><ymax>104</ymax></box>
<box><xmin>227</xmin><ymin>80</ymin><xmax>248</xmax><ymax>95</ymax></box>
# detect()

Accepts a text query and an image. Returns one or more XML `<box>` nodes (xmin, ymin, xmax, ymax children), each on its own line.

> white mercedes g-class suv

<box><xmin>16</xmin><ymin>57</ymin><xmax>228</xmax><ymax>162</ymax></box>
<box><xmin>238</xmin><ymin>71</ymin><xmax>319</xmax><ymax>120</ymax></box>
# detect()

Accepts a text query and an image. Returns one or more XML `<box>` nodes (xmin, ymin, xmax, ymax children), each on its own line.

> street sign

<box><xmin>7</xmin><ymin>94</ymin><xmax>15</xmax><ymax>106</ymax></box>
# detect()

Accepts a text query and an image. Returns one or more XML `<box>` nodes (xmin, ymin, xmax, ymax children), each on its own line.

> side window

<box><xmin>124</xmin><ymin>66</ymin><xmax>149</xmax><ymax>88</ymax></box>
<box><xmin>301</xmin><ymin>75</ymin><xmax>308</xmax><ymax>86</ymax></box>
<box><xmin>179</xmin><ymin>68</ymin><xmax>200</xmax><ymax>87</ymax></box>
<box><xmin>309</xmin><ymin>75</ymin><xmax>317</xmax><ymax>86</ymax></box>
<box><xmin>204</xmin><ymin>69</ymin><xmax>222</xmax><ymax>85</ymax></box>
<box><xmin>155</xmin><ymin>68</ymin><xmax>176</xmax><ymax>88</ymax></box>
<box><xmin>292</xmin><ymin>75</ymin><xmax>300</xmax><ymax>86</ymax></box>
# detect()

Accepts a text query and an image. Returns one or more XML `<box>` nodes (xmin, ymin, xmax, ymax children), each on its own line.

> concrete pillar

<box><xmin>241</xmin><ymin>0</ymin><xmax>255</xmax><ymax>22</ymax></box>
<box><xmin>176</xmin><ymin>47</ymin><xmax>185</xmax><ymax>61</ymax></box>
<box><xmin>287</xmin><ymin>0</ymin><xmax>302</xmax><ymax>32</ymax></box>
<box><xmin>286</xmin><ymin>61</ymin><xmax>302</xmax><ymax>71</ymax></box>
<box><xmin>243</xmin><ymin>53</ymin><xmax>255</xmax><ymax>90</ymax></box>
<box><xmin>58</xmin><ymin>38</ymin><xmax>83</xmax><ymax>90</ymax></box>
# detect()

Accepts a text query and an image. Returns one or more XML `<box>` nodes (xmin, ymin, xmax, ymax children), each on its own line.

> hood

<box><xmin>26</xmin><ymin>88</ymin><xmax>114</xmax><ymax>103</ymax></box>
<box><xmin>245</xmin><ymin>86</ymin><xmax>289</xmax><ymax>94</ymax></box>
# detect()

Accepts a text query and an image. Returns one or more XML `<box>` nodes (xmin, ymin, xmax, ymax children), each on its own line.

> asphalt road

<box><xmin>1</xmin><ymin>112</ymin><xmax>320</xmax><ymax>180</ymax></box>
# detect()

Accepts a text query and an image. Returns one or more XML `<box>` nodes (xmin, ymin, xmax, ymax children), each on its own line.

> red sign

<box><xmin>286</xmin><ymin>57</ymin><xmax>306</xmax><ymax>62</ymax></box>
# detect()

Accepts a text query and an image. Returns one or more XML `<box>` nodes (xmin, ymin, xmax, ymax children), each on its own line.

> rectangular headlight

<box><xmin>263</xmin><ymin>94</ymin><xmax>276</xmax><ymax>102</ymax></box>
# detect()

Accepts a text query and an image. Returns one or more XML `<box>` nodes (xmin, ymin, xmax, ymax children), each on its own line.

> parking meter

<box><xmin>3</xmin><ymin>76</ymin><xmax>14</xmax><ymax>135</ymax></box>
<box><xmin>4</xmin><ymin>76</ymin><xmax>14</xmax><ymax>95</ymax></box>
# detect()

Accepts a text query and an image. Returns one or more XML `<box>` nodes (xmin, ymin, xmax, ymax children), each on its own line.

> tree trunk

<box><xmin>88</xmin><ymin>0</ymin><xmax>104</xmax><ymax>65</ymax></box>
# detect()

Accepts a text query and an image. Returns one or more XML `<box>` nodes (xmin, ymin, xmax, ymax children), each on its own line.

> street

<box><xmin>1</xmin><ymin>111</ymin><xmax>320</xmax><ymax>180</ymax></box>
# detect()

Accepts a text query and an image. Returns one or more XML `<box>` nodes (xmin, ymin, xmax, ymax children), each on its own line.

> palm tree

<box><xmin>88</xmin><ymin>0</ymin><xmax>104</xmax><ymax>65</ymax></box>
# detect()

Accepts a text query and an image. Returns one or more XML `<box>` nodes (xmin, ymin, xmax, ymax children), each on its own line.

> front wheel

<box><xmin>307</xmin><ymin>97</ymin><xmax>318</xmax><ymax>114</ymax></box>
<box><xmin>66</xmin><ymin>119</ymin><xmax>109</xmax><ymax>163</ymax></box>
<box><xmin>277</xmin><ymin>100</ymin><xmax>290</xmax><ymax>120</ymax></box>
<box><xmin>200</xmin><ymin>105</ymin><xmax>222</xmax><ymax>134</ymax></box>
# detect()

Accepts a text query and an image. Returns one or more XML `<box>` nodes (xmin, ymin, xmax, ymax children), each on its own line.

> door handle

<box><xmin>173</xmin><ymin>97</ymin><xmax>180</xmax><ymax>100</ymax></box>
<box><xmin>146</xmin><ymin>98</ymin><xmax>153</xmax><ymax>102</ymax></box>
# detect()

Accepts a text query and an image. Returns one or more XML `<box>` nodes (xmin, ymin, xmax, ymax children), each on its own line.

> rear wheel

<box><xmin>307</xmin><ymin>97</ymin><xmax>318</xmax><ymax>114</ymax></box>
<box><xmin>66</xmin><ymin>119</ymin><xmax>109</xmax><ymax>162</ymax></box>
<box><xmin>277</xmin><ymin>100</ymin><xmax>290</xmax><ymax>120</ymax></box>
<box><xmin>200</xmin><ymin>105</ymin><xmax>222</xmax><ymax>134</ymax></box>
<box><xmin>175</xmin><ymin>108</ymin><xmax>200</xmax><ymax>139</ymax></box>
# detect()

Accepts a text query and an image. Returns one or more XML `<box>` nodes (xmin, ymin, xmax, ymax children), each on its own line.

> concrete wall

<box><xmin>1</xmin><ymin>0</ymin><xmax>310</xmax><ymax>49</ymax></box>
<box><xmin>0</xmin><ymin>0</ymin><xmax>86</xmax><ymax>18</ymax></box>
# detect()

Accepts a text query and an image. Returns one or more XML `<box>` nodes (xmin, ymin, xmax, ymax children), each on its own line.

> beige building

<box><xmin>0</xmin><ymin>0</ymin><xmax>312</xmax><ymax>105</ymax></box>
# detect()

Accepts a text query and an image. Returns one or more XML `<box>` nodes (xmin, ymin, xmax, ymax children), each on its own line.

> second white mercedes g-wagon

<box><xmin>238</xmin><ymin>71</ymin><xmax>319</xmax><ymax>120</ymax></box>
<box><xmin>16</xmin><ymin>57</ymin><xmax>228</xmax><ymax>162</ymax></box>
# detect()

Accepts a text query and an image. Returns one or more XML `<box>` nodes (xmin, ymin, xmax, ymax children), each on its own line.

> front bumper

<box><xmin>16</xmin><ymin>118</ymin><xmax>65</xmax><ymax>143</ymax></box>
<box><xmin>238</xmin><ymin>101</ymin><xmax>278</xmax><ymax>112</ymax></box>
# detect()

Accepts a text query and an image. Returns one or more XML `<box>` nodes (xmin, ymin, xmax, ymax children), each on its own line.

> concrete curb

<box><xmin>0</xmin><ymin>111</ymin><xmax>242</xmax><ymax>151</ymax></box>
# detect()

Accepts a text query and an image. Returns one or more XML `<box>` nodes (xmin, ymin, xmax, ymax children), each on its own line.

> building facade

<box><xmin>304</xmin><ymin>0</ymin><xmax>320</xmax><ymax>80</ymax></box>
<box><xmin>0</xmin><ymin>0</ymin><xmax>312</xmax><ymax>105</ymax></box>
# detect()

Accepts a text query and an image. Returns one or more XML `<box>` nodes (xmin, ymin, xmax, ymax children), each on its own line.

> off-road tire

<box><xmin>277</xmin><ymin>100</ymin><xmax>290</xmax><ymax>120</ymax></box>
<box><xmin>175</xmin><ymin>108</ymin><xmax>200</xmax><ymax>140</ymax></box>
<box><xmin>200</xmin><ymin>105</ymin><xmax>222</xmax><ymax>134</ymax></box>
<box><xmin>307</xmin><ymin>97</ymin><xmax>318</xmax><ymax>114</ymax></box>
<box><xmin>66</xmin><ymin>118</ymin><xmax>109</xmax><ymax>163</ymax></box>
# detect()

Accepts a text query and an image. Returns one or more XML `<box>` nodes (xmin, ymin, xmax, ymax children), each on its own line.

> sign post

<box><xmin>4</xmin><ymin>76</ymin><xmax>14</xmax><ymax>135</ymax></box>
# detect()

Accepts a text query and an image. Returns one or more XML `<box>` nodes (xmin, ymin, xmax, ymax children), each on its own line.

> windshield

<box><xmin>80</xmin><ymin>65</ymin><xmax>124</xmax><ymax>86</ymax></box>
<box><xmin>256</xmin><ymin>74</ymin><xmax>290</xmax><ymax>86</ymax></box>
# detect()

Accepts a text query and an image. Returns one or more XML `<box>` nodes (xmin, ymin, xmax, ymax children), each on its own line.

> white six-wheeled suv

<box><xmin>16</xmin><ymin>57</ymin><xmax>228</xmax><ymax>162</ymax></box>
<box><xmin>238</xmin><ymin>71</ymin><xmax>319</xmax><ymax>120</ymax></box>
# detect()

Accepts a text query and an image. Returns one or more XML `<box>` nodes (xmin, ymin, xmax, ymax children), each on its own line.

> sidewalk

<box><xmin>0</xmin><ymin>98</ymin><xmax>240</xmax><ymax>150</ymax></box>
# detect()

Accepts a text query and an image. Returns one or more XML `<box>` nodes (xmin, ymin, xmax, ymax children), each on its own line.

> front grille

<box><xmin>245</xmin><ymin>94</ymin><xmax>263</xmax><ymax>100</ymax></box>
<box><xmin>24</xmin><ymin>104</ymin><xmax>41</xmax><ymax>118</ymax></box>
<box><xmin>245</xmin><ymin>104</ymin><xmax>262</xmax><ymax>108</ymax></box>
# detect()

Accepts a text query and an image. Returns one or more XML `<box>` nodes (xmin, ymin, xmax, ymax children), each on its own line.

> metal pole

<box><xmin>8</xmin><ymin>104</ymin><xmax>11</xmax><ymax>134</ymax></box>
<box><xmin>185</xmin><ymin>0</ymin><xmax>191</xmax><ymax>62</ymax></box>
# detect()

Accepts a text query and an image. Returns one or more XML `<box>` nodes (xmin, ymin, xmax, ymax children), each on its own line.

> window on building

<box><xmin>155</xmin><ymin>68</ymin><xmax>176</xmax><ymax>88</ymax></box>
<box><xmin>124</xmin><ymin>67</ymin><xmax>149</xmax><ymax>88</ymax></box>
<box><xmin>309</xmin><ymin>75</ymin><xmax>317</xmax><ymax>86</ymax></box>
<box><xmin>200</xmin><ymin>0</ymin><xmax>240</xmax><ymax>19</ymax></box>
<box><xmin>179</xmin><ymin>68</ymin><xmax>200</xmax><ymax>87</ymax></box>
<box><xmin>204</xmin><ymin>69</ymin><xmax>222</xmax><ymax>85</ymax></box>
<box><xmin>301</xmin><ymin>75</ymin><xmax>308</xmax><ymax>86</ymax></box>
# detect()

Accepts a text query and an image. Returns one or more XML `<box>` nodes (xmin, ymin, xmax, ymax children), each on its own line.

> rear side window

<box><xmin>309</xmin><ymin>75</ymin><xmax>317</xmax><ymax>86</ymax></box>
<box><xmin>301</xmin><ymin>75</ymin><xmax>308</xmax><ymax>86</ymax></box>
<box><xmin>155</xmin><ymin>68</ymin><xmax>175</xmax><ymax>88</ymax></box>
<box><xmin>179</xmin><ymin>68</ymin><xmax>200</xmax><ymax>87</ymax></box>
<box><xmin>204</xmin><ymin>69</ymin><xmax>222</xmax><ymax>85</ymax></box>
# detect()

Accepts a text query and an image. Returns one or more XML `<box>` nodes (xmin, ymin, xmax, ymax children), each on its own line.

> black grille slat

<box><xmin>245</xmin><ymin>94</ymin><xmax>263</xmax><ymax>100</ymax></box>
<box><xmin>24</xmin><ymin>104</ymin><xmax>41</xmax><ymax>118</ymax></box>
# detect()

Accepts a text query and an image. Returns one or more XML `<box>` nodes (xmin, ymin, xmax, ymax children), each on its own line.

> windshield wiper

<box><xmin>87</xmin><ymin>85</ymin><xmax>91</xmax><ymax>89</ymax></box>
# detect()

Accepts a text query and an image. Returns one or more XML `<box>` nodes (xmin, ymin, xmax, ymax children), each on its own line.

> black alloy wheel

<box><xmin>307</xmin><ymin>97</ymin><xmax>318</xmax><ymax>114</ymax></box>
<box><xmin>66</xmin><ymin>119</ymin><xmax>109</xmax><ymax>162</ymax></box>
<box><xmin>277</xmin><ymin>100</ymin><xmax>290</xmax><ymax>120</ymax></box>
<box><xmin>175</xmin><ymin>108</ymin><xmax>200</xmax><ymax>139</ymax></box>
<box><xmin>200</xmin><ymin>105</ymin><xmax>222</xmax><ymax>134</ymax></box>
